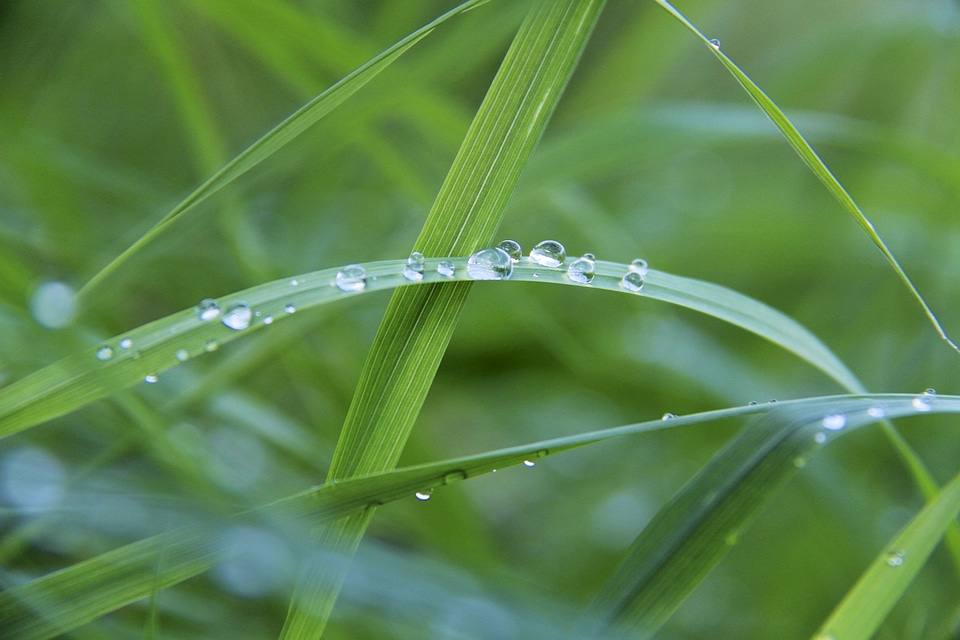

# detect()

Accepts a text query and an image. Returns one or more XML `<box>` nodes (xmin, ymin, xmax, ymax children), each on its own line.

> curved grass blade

<box><xmin>3</xmin><ymin>393</ymin><xmax>954</xmax><ymax>640</ymax></box>
<box><xmin>655</xmin><ymin>0</ymin><xmax>959</xmax><ymax>354</ymax></box>
<box><xmin>583</xmin><ymin>393</ymin><xmax>959</xmax><ymax>639</ymax></box>
<box><xmin>0</xmin><ymin>256</ymin><xmax>858</xmax><ymax>439</ymax></box>
<box><xmin>812</xmin><ymin>466</ymin><xmax>960</xmax><ymax>640</ymax></box>
<box><xmin>76</xmin><ymin>0</ymin><xmax>492</xmax><ymax>300</ymax></box>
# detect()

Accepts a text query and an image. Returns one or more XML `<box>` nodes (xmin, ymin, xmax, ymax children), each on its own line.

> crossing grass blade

<box><xmin>76</xmin><ymin>0</ymin><xmax>492</xmax><ymax>300</ymax></box>
<box><xmin>2</xmin><ymin>393</ymin><xmax>954</xmax><ymax>640</ymax></box>
<box><xmin>655</xmin><ymin>0</ymin><xmax>960</xmax><ymax>354</ymax></box>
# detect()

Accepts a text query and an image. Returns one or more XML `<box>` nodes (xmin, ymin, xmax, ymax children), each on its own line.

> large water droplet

<box><xmin>622</xmin><ymin>271</ymin><xmax>644</xmax><ymax>292</ymax></box>
<box><xmin>221</xmin><ymin>303</ymin><xmax>252</xmax><ymax>331</ymax></box>
<box><xmin>708</xmin><ymin>38</ymin><xmax>721</xmax><ymax>49</ymax></box>
<box><xmin>336</xmin><ymin>265</ymin><xmax>367</xmax><ymax>292</ymax></box>
<box><xmin>415</xmin><ymin>489</ymin><xmax>433</xmax><ymax>501</ymax></box>
<box><xmin>467</xmin><ymin>247</ymin><xmax>513</xmax><ymax>280</ymax></box>
<box><xmin>403</xmin><ymin>251</ymin><xmax>425</xmax><ymax>281</ymax></box>
<box><xmin>822</xmin><ymin>413</ymin><xmax>846</xmax><ymax>431</ymax></box>
<box><xmin>496</xmin><ymin>240</ymin><xmax>522</xmax><ymax>262</ymax></box>
<box><xmin>437</xmin><ymin>260</ymin><xmax>456</xmax><ymax>277</ymax></box>
<box><xmin>95</xmin><ymin>346</ymin><xmax>114</xmax><ymax>361</ymax></box>
<box><xmin>30</xmin><ymin>281</ymin><xmax>77</xmax><ymax>329</ymax></box>
<box><xmin>529</xmin><ymin>240</ymin><xmax>566</xmax><ymax>268</ymax></box>
<box><xmin>196</xmin><ymin>299</ymin><xmax>221</xmax><ymax>321</ymax></box>
<box><xmin>567</xmin><ymin>255</ymin><xmax>596</xmax><ymax>284</ymax></box>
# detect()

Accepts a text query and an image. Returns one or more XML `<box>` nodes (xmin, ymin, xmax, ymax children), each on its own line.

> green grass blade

<box><xmin>0</xmin><ymin>256</ymin><xmax>857</xmax><ymax>439</ymax></box>
<box><xmin>280</xmin><ymin>2</ymin><xmax>608</xmax><ymax>637</ymax></box>
<box><xmin>3</xmin><ymin>393</ymin><xmax>953</xmax><ymax>640</ymax></box>
<box><xmin>583</xmin><ymin>393</ymin><xmax>956</xmax><ymax>639</ymax></box>
<box><xmin>655</xmin><ymin>0</ymin><xmax>960</xmax><ymax>354</ymax></box>
<box><xmin>76</xmin><ymin>0</ymin><xmax>491</xmax><ymax>300</ymax></box>
<box><xmin>812</xmin><ymin>467</ymin><xmax>960</xmax><ymax>640</ymax></box>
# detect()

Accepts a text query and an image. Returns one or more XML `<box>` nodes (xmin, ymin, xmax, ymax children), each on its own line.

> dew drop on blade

<box><xmin>263</xmin><ymin>316</ymin><xmax>273</xmax><ymax>325</ymax></box>
<box><xmin>496</xmin><ymin>239</ymin><xmax>522</xmax><ymax>262</ymax></box>
<box><xmin>415</xmin><ymin>489</ymin><xmax>433</xmax><ymax>501</ymax></box>
<box><xmin>196</xmin><ymin>299</ymin><xmax>221</xmax><ymax>321</ymax></box>
<box><xmin>175</xmin><ymin>349</ymin><xmax>190</xmax><ymax>362</ymax></box>
<box><xmin>622</xmin><ymin>271</ymin><xmax>644</xmax><ymax>292</ymax></box>
<box><xmin>221</xmin><ymin>302</ymin><xmax>252</xmax><ymax>331</ymax></box>
<box><xmin>284</xmin><ymin>303</ymin><xmax>296</xmax><ymax>314</ymax></box>
<box><xmin>335</xmin><ymin>264</ymin><xmax>367</xmax><ymax>292</ymax></box>
<box><xmin>95</xmin><ymin>346</ymin><xmax>114</xmax><ymax>361</ymax></box>
<box><xmin>923</xmin><ymin>388</ymin><xmax>937</xmax><ymax>396</ymax></box>
<box><xmin>204</xmin><ymin>340</ymin><xmax>219</xmax><ymax>352</ymax></box>
<box><xmin>661</xmin><ymin>413</ymin><xmax>678</xmax><ymax>421</ymax></box>
<box><xmin>822</xmin><ymin>413</ymin><xmax>846</xmax><ymax>431</ymax></box>
<box><xmin>566</xmin><ymin>255</ymin><xmax>595</xmax><ymax>284</ymax></box>
<box><xmin>708</xmin><ymin>38</ymin><xmax>721</xmax><ymax>49</ymax></box>
<box><xmin>290</xmin><ymin>279</ymin><xmax>299</xmax><ymax>287</ymax></box>
<box><xmin>523</xmin><ymin>460</ymin><xmax>535</xmax><ymax>468</ymax></box>
<box><xmin>867</xmin><ymin>405</ymin><xmax>885</xmax><ymax>419</ymax></box>
<box><xmin>467</xmin><ymin>247</ymin><xmax>513</xmax><ymax>280</ymax></box>
<box><xmin>629</xmin><ymin>258</ymin><xmax>649</xmax><ymax>276</ymax></box>
<box><xmin>437</xmin><ymin>260</ymin><xmax>456</xmax><ymax>277</ymax></box>
<box><xmin>912</xmin><ymin>394</ymin><xmax>933</xmax><ymax>412</ymax></box>
<box><xmin>120</xmin><ymin>338</ymin><xmax>133</xmax><ymax>349</ymax></box>
<box><xmin>403</xmin><ymin>251</ymin><xmax>426</xmax><ymax>281</ymax></box>
<box><xmin>145</xmin><ymin>374</ymin><xmax>159</xmax><ymax>384</ymax></box>
<box><xmin>529</xmin><ymin>240</ymin><xmax>566</xmax><ymax>268</ymax></box>
<box><xmin>886</xmin><ymin>549</ymin><xmax>905</xmax><ymax>567</ymax></box>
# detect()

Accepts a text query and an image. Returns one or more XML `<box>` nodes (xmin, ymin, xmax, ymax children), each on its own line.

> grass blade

<box><xmin>812</xmin><ymin>467</ymin><xmax>960</xmax><ymax>640</ymax></box>
<box><xmin>655</xmin><ymin>0</ymin><xmax>959</xmax><ymax>354</ymax></box>
<box><xmin>76</xmin><ymin>0</ymin><xmax>491</xmax><ymax>300</ymax></box>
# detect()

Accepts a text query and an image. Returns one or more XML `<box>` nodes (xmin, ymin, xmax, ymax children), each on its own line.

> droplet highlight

<box><xmin>496</xmin><ymin>240</ymin><xmax>522</xmax><ymax>262</ymax></box>
<box><xmin>402</xmin><ymin>251</ymin><xmax>425</xmax><ymax>282</ymax></box>
<box><xmin>415</xmin><ymin>489</ymin><xmax>433</xmax><ymax>501</ymax></box>
<box><xmin>523</xmin><ymin>460</ymin><xmax>535</xmax><ymax>468</ymax></box>
<box><xmin>95</xmin><ymin>346</ymin><xmax>114</xmax><ymax>361</ymax></box>
<box><xmin>437</xmin><ymin>260</ymin><xmax>456</xmax><ymax>277</ymax></box>
<box><xmin>529</xmin><ymin>240</ymin><xmax>566</xmax><ymax>268</ymax></box>
<box><xmin>822</xmin><ymin>413</ymin><xmax>846</xmax><ymax>431</ymax></box>
<box><xmin>145</xmin><ymin>374</ymin><xmax>159</xmax><ymax>384</ymax></box>
<box><xmin>567</xmin><ymin>255</ymin><xmax>596</xmax><ymax>284</ymax></box>
<box><xmin>196</xmin><ymin>299</ymin><xmax>221</xmax><ymax>321</ymax></box>
<box><xmin>467</xmin><ymin>247</ymin><xmax>513</xmax><ymax>280</ymax></box>
<box><xmin>335</xmin><ymin>265</ymin><xmax>367</xmax><ymax>292</ymax></box>
<box><xmin>221</xmin><ymin>303</ymin><xmax>252</xmax><ymax>331</ymax></box>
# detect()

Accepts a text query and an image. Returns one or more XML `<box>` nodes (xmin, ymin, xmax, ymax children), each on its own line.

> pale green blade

<box><xmin>654</xmin><ymin>0</ymin><xmax>959</xmax><ymax>354</ymax></box>
<box><xmin>3</xmin><ymin>393</ymin><xmax>953</xmax><ymax>640</ymax></box>
<box><xmin>812</xmin><ymin>466</ymin><xmax>960</xmax><ymax>640</ymax></box>
<box><xmin>0</xmin><ymin>257</ymin><xmax>857</xmax><ymax>439</ymax></box>
<box><xmin>584</xmin><ymin>393</ymin><xmax>956</xmax><ymax>639</ymax></box>
<box><xmin>76</xmin><ymin>0</ymin><xmax>491</xmax><ymax>299</ymax></box>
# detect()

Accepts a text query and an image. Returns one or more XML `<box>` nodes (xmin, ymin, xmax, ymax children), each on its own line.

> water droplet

<box><xmin>748</xmin><ymin>400</ymin><xmax>758</xmax><ymax>406</ymax></box>
<box><xmin>708</xmin><ymin>38</ymin><xmax>721</xmax><ymax>49</ymax></box>
<box><xmin>196</xmin><ymin>299</ymin><xmax>221</xmax><ymax>321</ymax></box>
<box><xmin>814</xmin><ymin>432</ymin><xmax>827</xmax><ymax>444</ymax></box>
<box><xmin>567</xmin><ymin>256</ymin><xmax>596</xmax><ymax>284</ymax></box>
<box><xmin>443</xmin><ymin>470</ymin><xmax>467</xmax><ymax>485</ymax></box>
<box><xmin>262</xmin><ymin>316</ymin><xmax>274</xmax><ymax>326</ymax></box>
<box><xmin>886</xmin><ymin>549</ymin><xmax>906</xmax><ymax>567</ymax></box>
<box><xmin>924</xmin><ymin>388</ymin><xmax>937</xmax><ymax>396</ymax></box>
<box><xmin>29</xmin><ymin>281</ymin><xmax>77</xmax><ymax>329</ymax></box>
<box><xmin>912</xmin><ymin>394</ymin><xmax>934</xmax><ymax>412</ymax></box>
<box><xmin>523</xmin><ymin>460</ymin><xmax>535</xmax><ymax>468</ymax></box>
<box><xmin>437</xmin><ymin>260</ymin><xmax>456</xmax><ymax>277</ymax></box>
<box><xmin>867</xmin><ymin>405</ymin><xmax>886</xmax><ymax>419</ymax></box>
<box><xmin>529</xmin><ymin>240</ymin><xmax>566</xmax><ymax>268</ymax></box>
<box><xmin>145</xmin><ymin>374</ymin><xmax>159</xmax><ymax>384</ymax></box>
<box><xmin>402</xmin><ymin>251</ymin><xmax>425</xmax><ymax>281</ymax></box>
<box><xmin>467</xmin><ymin>247</ymin><xmax>513</xmax><ymax>280</ymax></box>
<box><xmin>661</xmin><ymin>413</ymin><xmax>678</xmax><ymax>420</ymax></box>
<box><xmin>629</xmin><ymin>259</ymin><xmax>649</xmax><ymax>276</ymax></box>
<box><xmin>282</xmin><ymin>304</ymin><xmax>295</xmax><ymax>315</ymax></box>
<box><xmin>335</xmin><ymin>265</ymin><xmax>367</xmax><ymax>292</ymax></box>
<box><xmin>204</xmin><ymin>340</ymin><xmax>219</xmax><ymax>352</ymax></box>
<box><xmin>95</xmin><ymin>346</ymin><xmax>114</xmax><ymax>361</ymax></box>
<box><xmin>822</xmin><ymin>413</ymin><xmax>846</xmax><ymax>431</ymax></box>
<box><xmin>583</xmin><ymin>253</ymin><xmax>596</xmax><ymax>260</ymax></box>
<box><xmin>221</xmin><ymin>303</ymin><xmax>252</xmax><ymax>331</ymax></box>
<box><xmin>496</xmin><ymin>239</ymin><xmax>522</xmax><ymax>262</ymax></box>
<box><xmin>768</xmin><ymin>399</ymin><xmax>778</xmax><ymax>404</ymax></box>
<box><xmin>415</xmin><ymin>489</ymin><xmax>433</xmax><ymax>501</ymax></box>
<box><xmin>793</xmin><ymin>456</ymin><xmax>807</xmax><ymax>468</ymax></box>
<box><xmin>622</xmin><ymin>271</ymin><xmax>644</xmax><ymax>292</ymax></box>
<box><xmin>175</xmin><ymin>349</ymin><xmax>190</xmax><ymax>362</ymax></box>
<box><xmin>120</xmin><ymin>338</ymin><xmax>133</xmax><ymax>349</ymax></box>
<box><xmin>290</xmin><ymin>279</ymin><xmax>300</xmax><ymax>287</ymax></box>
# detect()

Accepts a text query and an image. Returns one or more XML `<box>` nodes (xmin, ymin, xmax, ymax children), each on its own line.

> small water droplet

<box><xmin>768</xmin><ymin>399</ymin><xmax>778</xmax><ymax>403</ymax></box>
<box><xmin>662</xmin><ymin>413</ymin><xmax>678</xmax><ymax>421</ymax></box>
<box><xmin>196</xmin><ymin>299</ymin><xmax>221</xmax><ymax>321</ymax></box>
<box><xmin>204</xmin><ymin>340</ymin><xmax>219</xmax><ymax>352</ymax></box>
<box><xmin>437</xmin><ymin>260</ymin><xmax>456</xmax><ymax>277</ymax></box>
<box><xmin>822</xmin><ymin>413</ymin><xmax>846</xmax><ymax>431</ymax></box>
<box><xmin>95</xmin><ymin>346</ymin><xmax>114</xmax><ymax>361</ymax></box>
<box><xmin>523</xmin><ymin>460</ymin><xmax>535</xmax><ymax>468</ymax></box>
<box><xmin>924</xmin><ymin>388</ymin><xmax>937</xmax><ymax>396</ymax></box>
<box><xmin>708</xmin><ymin>38</ymin><xmax>721</xmax><ymax>49</ymax></box>
<box><xmin>583</xmin><ymin>253</ymin><xmax>596</xmax><ymax>260</ymax></box>
<box><xmin>496</xmin><ymin>240</ymin><xmax>522</xmax><ymax>262</ymax></box>
<box><xmin>748</xmin><ymin>400</ymin><xmax>758</xmax><ymax>406</ymax></box>
<box><xmin>402</xmin><ymin>251</ymin><xmax>425</xmax><ymax>281</ymax></box>
<box><xmin>567</xmin><ymin>255</ymin><xmax>596</xmax><ymax>284</ymax></box>
<box><xmin>529</xmin><ymin>240</ymin><xmax>566</xmax><ymax>268</ymax></box>
<box><xmin>335</xmin><ymin>265</ymin><xmax>367</xmax><ymax>292</ymax></box>
<box><xmin>120</xmin><ymin>338</ymin><xmax>133</xmax><ymax>349</ymax></box>
<box><xmin>793</xmin><ymin>456</ymin><xmax>807</xmax><ymax>468</ymax></box>
<box><xmin>415</xmin><ymin>489</ymin><xmax>433</xmax><ymax>501</ymax></box>
<box><xmin>867</xmin><ymin>405</ymin><xmax>886</xmax><ymax>419</ymax></box>
<box><xmin>467</xmin><ymin>247</ymin><xmax>513</xmax><ymax>280</ymax></box>
<box><xmin>263</xmin><ymin>316</ymin><xmax>274</xmax><ymax>325</ymax></box>
<box><xmin>814</xmin><ymin>432</ymin><xmax>827</xmax><ymax>444</ymax></box>
<box><xmin>145</xmin><ymin>374</ymin><xmax>159</xmax><ymax>384</ymax></box>
<box><xmin>443</xmin><ymin>470</ymin><xmax>467</xmax><ymax>485</ymax></box>
<box><xmin>284</xmin><ymin>303</ymin><xmax>296</xmax><ymax>314</ymax></box>
<box><xmin>175</xmin><ymin>349</ymin><xmax>190</xmax><ymax>362</ymax></box>
<box><xmin>886</xmin><ymin>549</ymin><xmax>906</xmax><ymax>567</ymax></box>
<box><xmin>622</xmin><ymin>271</ymin><xmax>644</xmax><ymax>292</ymax></box>
<box><xmin>290</xmin><ymin>279</ymin><xmax>300</xmax><ymax>287</ymax></box>
<box><xmin>912</xmin><ymin>394</ymin><xmax>934</xmax><ymax>412</ymax></box>
<box><xmin>629</xmin><ymin>259</ymin><xmax>649</xmax><ymax>276</ymax></box>
<box><xmin>221</xmin><ymin>303</ymin><xmax>252</xmax><ymax>331</ymax></box>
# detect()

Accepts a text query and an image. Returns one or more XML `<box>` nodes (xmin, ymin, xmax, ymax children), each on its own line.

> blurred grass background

<box><xmin>1</xmin><ymin>0</ymin><xmax>959</xmax><ymax>638</ymax></box>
